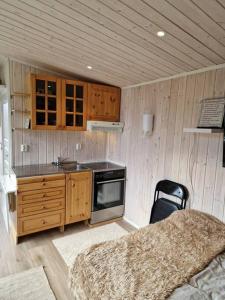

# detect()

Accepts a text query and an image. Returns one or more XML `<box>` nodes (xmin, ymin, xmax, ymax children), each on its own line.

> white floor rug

<box><xmin>0</xmin><ymin>266</ymin><xmax>55</xmax><ymax>300</ymax></box>
<box><xmin>53</xmin><ymin>222</ymin><xmax>128</xmax><ymax>267</ymax></box>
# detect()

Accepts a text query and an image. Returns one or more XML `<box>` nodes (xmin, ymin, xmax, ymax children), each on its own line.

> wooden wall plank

<box><xmin>108</xmin><ymin>66</ymin><xmax>225</xmax><ymax>227</ymax></box>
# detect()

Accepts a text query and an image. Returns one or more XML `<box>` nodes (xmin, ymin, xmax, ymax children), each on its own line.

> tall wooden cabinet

<box><xmin>61</xmin><ymin>80</ymin><xmax>87</xmax><ymax>131</ymax></box>
<box><xmin>66</xmin><ymin>172</ymin><xmax>92</xmax><ymax>224</ymax></box>
<box><xmin>87</xmin><ymin>84</ymin><xmax>120</xmax><ymax>122</ymax></box>
<box><xmin>31</xmin><ymin>75</ymin><xmax>61</xmax><ymax>130</ymax></box>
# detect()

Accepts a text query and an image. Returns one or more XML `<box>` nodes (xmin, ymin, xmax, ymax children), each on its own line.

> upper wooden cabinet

<box><xmin>31</xmin><ymin>75</ymin><xmax>61</xmax><ymax>130</ymax></box>
<box><xmin>87</xmin><ymin>84</ymin><xmax>121</xmax><ymax>122</ymax></box>
<box><xmin>31</xmin><ymin>75</ymin><xmax>121</xmax><ymax>130</ymax></box>
<box><xmin>61</xmin><ymin>80</ymin><xmax>87</xmax><ymax>131</ymax></box>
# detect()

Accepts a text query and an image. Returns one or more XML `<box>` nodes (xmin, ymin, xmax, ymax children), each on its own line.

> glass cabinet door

<box><xmin>62</xmin><ymin>80</ymin><xmax>87</xmax><ymax>130</ymax></box>
<box><xmin>31</xmin><ymin>75</ymin><xmax>60</xmax><ymax>129</ymax></box>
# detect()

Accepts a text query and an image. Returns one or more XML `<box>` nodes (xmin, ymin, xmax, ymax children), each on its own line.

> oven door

<box><xmin>93</xmin><ymin>178</ymin><xmax>125</xmax><ymax>211</ymax></box>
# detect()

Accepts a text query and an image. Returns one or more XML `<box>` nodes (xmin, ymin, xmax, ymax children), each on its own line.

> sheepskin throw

<box><xmin>69</xmin><ymin>210</ymin><xmax>225</xmax><ymax>300</ymax></box>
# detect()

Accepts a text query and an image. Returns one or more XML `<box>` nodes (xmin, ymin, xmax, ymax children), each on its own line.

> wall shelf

<box><xmin>11</xmin><ymin>109</ymin><xmax>31</xmax><ymax>114</ymax></box>
<box><xmin>11</xmin><ymin>92</ymin><xmax>31</xmax><ymax>97</ymax></box>
<box><xmin>12</xmin><ymin>128</ymin><xmax>31</xmax><ymax>131</ymax></box>
<box><xmin>183</xmin><ymin>128</ymin><xmax>224</xmax><ymax>134</ymax></box>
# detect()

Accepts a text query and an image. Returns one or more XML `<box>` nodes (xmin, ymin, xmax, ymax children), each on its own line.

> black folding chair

<box><xmin>150</xmin><ymin>179</ymin><xmax>189</xmax><ymax>224</ymax></box>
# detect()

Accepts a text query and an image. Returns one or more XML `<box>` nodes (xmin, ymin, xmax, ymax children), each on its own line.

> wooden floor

<box><xmin>0</xmin><ymin>211</ymin><xmax>134</xmax><ymax>300</ymax></box>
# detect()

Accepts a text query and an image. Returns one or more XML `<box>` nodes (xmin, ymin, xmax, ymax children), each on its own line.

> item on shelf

<box><xmin>23</xmin><ymin>117</ymin><xmax>30</xmax><ymax>129</ymax></box>
<box><xmin>198</xmin><ymin>97</ymin><xmax>225</xmax><ymax>128</ymax></box>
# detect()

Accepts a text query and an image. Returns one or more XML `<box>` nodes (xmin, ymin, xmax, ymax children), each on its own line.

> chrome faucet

<box><xmin>53</xmin><ymin>156</ymin><xmax>69</xmax><ymax>166</ymax></box>
<box><xmin>52</xmin><ymin>156</ymin><xmax>77</xmax><ymax>167</ymax></box>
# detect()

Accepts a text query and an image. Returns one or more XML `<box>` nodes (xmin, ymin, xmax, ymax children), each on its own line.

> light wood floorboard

<box><xmin>0</xmin><ymin>210</ymin><xmax>134</xmax><ymax>299</ymax></box>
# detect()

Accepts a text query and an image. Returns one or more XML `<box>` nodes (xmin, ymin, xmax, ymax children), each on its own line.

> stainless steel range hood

<box><xmin>87</xmin><ymin>121</ymin><xmax>124</xmax><ymax>133</ymax></box>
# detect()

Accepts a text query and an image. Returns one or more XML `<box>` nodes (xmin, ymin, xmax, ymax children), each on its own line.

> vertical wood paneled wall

<box><xmin>10</xmin><ymin>60</ymin><xmax>107</xmax><ymax>166</ymax></box>
<box><xmin>107</xmin><ymin>68</ymin><xmax>225</xmax><ymax>228</ymax></box>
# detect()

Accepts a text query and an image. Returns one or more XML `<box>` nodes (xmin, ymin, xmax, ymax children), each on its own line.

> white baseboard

<box><xmin>123</xmin><ymin>216</ymin><xmax>140</xmax><ymax>229</ymax></box>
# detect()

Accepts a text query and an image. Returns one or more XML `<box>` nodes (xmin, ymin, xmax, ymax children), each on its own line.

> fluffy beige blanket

<box><xmin>69</xmin><ymin>210</ymin><xmax>225</xmax><ymax>300</ymax></box>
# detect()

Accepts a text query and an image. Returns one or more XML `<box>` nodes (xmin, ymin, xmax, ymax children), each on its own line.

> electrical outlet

<box><xmin>75</xmin><ymin>143</ymin><xmax>82</xmax><ymax>151</ymax></box>
<box><xmin>20</xmin><ymin>144</ymin><xmax>29</xmax><ymax>152</ymax></box>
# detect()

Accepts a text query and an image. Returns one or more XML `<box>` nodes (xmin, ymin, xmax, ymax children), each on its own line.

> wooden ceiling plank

<box><xmin>168</xmin><ymin>0</ymin><xmax>225</xmax><ymax>46</ymax></box>
<box><xmin>193</xmin><ymin>0</ymin><xmax>225</xmax><ymax>29</ymax></box>
<box><xmin>33</xmin><ymin>0</ymin><xmax>188</xmax><ymax>73</ymax></box>
<box><xmin>0</xmin><ymin>0</ymin><xmax>225</xmax><ymax>86</ymax></box>
<box><xmin>0</xmin><ymin>40</ymin><xmax>132</xmax><ymax>87</ymax></box>
<box><xmin>0</xmin><ymin>34</ymin><xmax>133</xmax><ymax>86</ymax></box>
<box><xmin>102</xmin><ymin>0</ymin><xmax>213</xmax><ymax>67</ymax></box>
<box><xmin>64</xmin><ymin>0</ymin><xmax>195</xmax><ymax>70</ymax></box>
<box><xmin>0</xmin><ymin>11</ymin><xmax>167</xmax><ymax>80</ymax></box>
<box><xmin>2</xmin><ymin>0</ymin><xmax>178</xmax><ymax>76</ymax></box>
<box><xmin>1</xmin><ymin>30</ymin><xmax>150</xmax><ymax>86</ymax></box>
<box><xmin>2</xmin><ymin>3</ymin><xmax>174</xmax><ymax>76</ymax></box>
<box><xmin>91</xmin><ymin>0</ymin><xmax>206</xmax><ymax>68</ymax></box>
<box><xmin>0</xmin><ymin>20</ymin><xmax>156</xmax><ymax>84</ymax></box>
<box><xmin>145</xmin><ymin>0</ymin><xmax>225</xmax><ymax>60</ymax></box>
<box><xmin>121</xmin><ymin>0</ymin><xmax>224</xmax><ymax>64</ymax></box>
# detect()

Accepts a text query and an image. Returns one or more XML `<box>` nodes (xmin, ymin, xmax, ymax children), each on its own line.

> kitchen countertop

<box><xmin>12</xmin><ymin>164</ymin><xmax>91</xmax><ymax>178</ymax></box>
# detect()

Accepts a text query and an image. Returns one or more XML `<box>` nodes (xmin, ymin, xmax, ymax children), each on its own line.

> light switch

<box><xmin>20</xmin><ymin>144</ymin><xmax>29</xmax><ymax>152</ymax></box>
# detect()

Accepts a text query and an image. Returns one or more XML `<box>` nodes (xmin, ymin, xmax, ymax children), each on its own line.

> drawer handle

<box><xmin>72</xmin><ymin>184</ymin><xmax>75</xmax><ymax>187</ymax></box>
<box><xmin>42</xmin><ymin>206</ymin><xmax>46</xmax><ymax>209</ymax></box>
<box><xmin>43</xmin><ymin>193</ymin><xmax>47</xmax><ymax>197</ymax></box>
<box><xmin>42</xmin><ymin>183</ymin><xmax>46</xmax><ymax>186</ymax></box>
<box><xmin>42</xmin><ymin>220</ymin><xmax>47</xmax><ymax>225</ymax></box>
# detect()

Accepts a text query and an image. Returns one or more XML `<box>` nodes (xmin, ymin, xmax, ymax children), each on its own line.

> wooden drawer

<box><xmin>17</xmin><ymin>174</ymin><xmax>65</xmax><ymax>192</ymax></box>
<box><xmin>18</xmin><ymin>210</ymin><xmax>64</xmax><ymax>236</ymax></box>
<box><xmin>18</xmin><ymin>198</ymin><xmax>65</xmax><ymax>218</ymax></box>
<box><xmin>17</xmin><ymin>186</ymin><xmax>65</xmax><ymax>205</ymax></box>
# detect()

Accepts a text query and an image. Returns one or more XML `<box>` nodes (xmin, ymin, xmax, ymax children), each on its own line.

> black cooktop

<box><xmin>82</xmin><ymin>161</ymin><xmax>125</xmax><ymax>171</ymax></box>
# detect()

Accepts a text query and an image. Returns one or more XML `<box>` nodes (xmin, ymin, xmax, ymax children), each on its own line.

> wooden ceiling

<box><xmin>0</xmin><ymin>0</ymin><xmax>225</xmax><ymax>87</ymax></box>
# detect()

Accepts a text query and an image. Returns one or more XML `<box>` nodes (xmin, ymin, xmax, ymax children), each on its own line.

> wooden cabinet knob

<box><xmin>42</xmin><ymin>182</ymin><xmax>46</xmax><ymax>186</ymax></box>
<box><xmin>72</xmin><ymin>183</ymin><xmax>75</xmax><ymax>187</ymax></box>
<box><xmin>42</xmin><ymin>220</ymin><xmax>46</xmax><ymax>225</ymax></box>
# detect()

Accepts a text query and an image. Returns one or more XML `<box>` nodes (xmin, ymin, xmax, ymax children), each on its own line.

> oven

<box><xmin>90</xmin><ymin>168</ymin><xmax>126</xmax><ymax>224</ymax></box>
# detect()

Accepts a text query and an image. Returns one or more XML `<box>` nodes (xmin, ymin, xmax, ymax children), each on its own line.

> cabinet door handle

<box><xmin>72</xmin><ymin>183</ymin><xmax>75</xmax><ymax>187</ymax></box>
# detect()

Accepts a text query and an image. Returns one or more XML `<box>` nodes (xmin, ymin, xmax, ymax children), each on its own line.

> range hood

<box><xmin>87</xmin><ymin>121</ymin><xmax>124</xmax><ymax>132</ymax></box>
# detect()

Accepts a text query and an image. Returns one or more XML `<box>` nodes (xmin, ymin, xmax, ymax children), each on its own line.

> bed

<box><xmin>69</xmin><ymin>210</ymin><xmax>225</xmax><ymax>300</ymax></box>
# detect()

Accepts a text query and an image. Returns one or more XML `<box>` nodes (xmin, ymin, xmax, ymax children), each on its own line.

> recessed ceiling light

<box><xmin>157</xmin><ymin>31</ymin><xmax>165</xmax><ymax>37</ymax></box>
<box><xmin>87</xmin><ymin>65</ymin><xmax>92</xmax><ymax>70</ymax></box>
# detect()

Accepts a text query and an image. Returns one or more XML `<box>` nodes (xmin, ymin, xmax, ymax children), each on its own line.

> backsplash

<box><xmin>10</xmin><ymin>60</ymin><xmax>108</xmax><ymax>166</ymax></box>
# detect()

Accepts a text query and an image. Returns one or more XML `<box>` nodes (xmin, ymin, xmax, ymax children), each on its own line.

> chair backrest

<box><xmin>150</xmin><ymin>179</ymin><xmax>189</xmax><ymax>224</ymax></box>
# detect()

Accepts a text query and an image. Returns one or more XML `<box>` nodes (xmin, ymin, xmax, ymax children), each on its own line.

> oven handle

<box><xmin>96</xmin><ymin>178</ymin><xmax>125</xmax><ymax>184</ymax></box>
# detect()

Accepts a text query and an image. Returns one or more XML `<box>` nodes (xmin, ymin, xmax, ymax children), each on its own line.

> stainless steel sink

<box><xmin>61</xmin><ymin>163</ymin><xmax>88</xmax><ymax>171</ymax></box>
<box><xmin>52</xmin><ymin>160</ymin><xmax>88</xmax><ymax>171</ymax></box>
